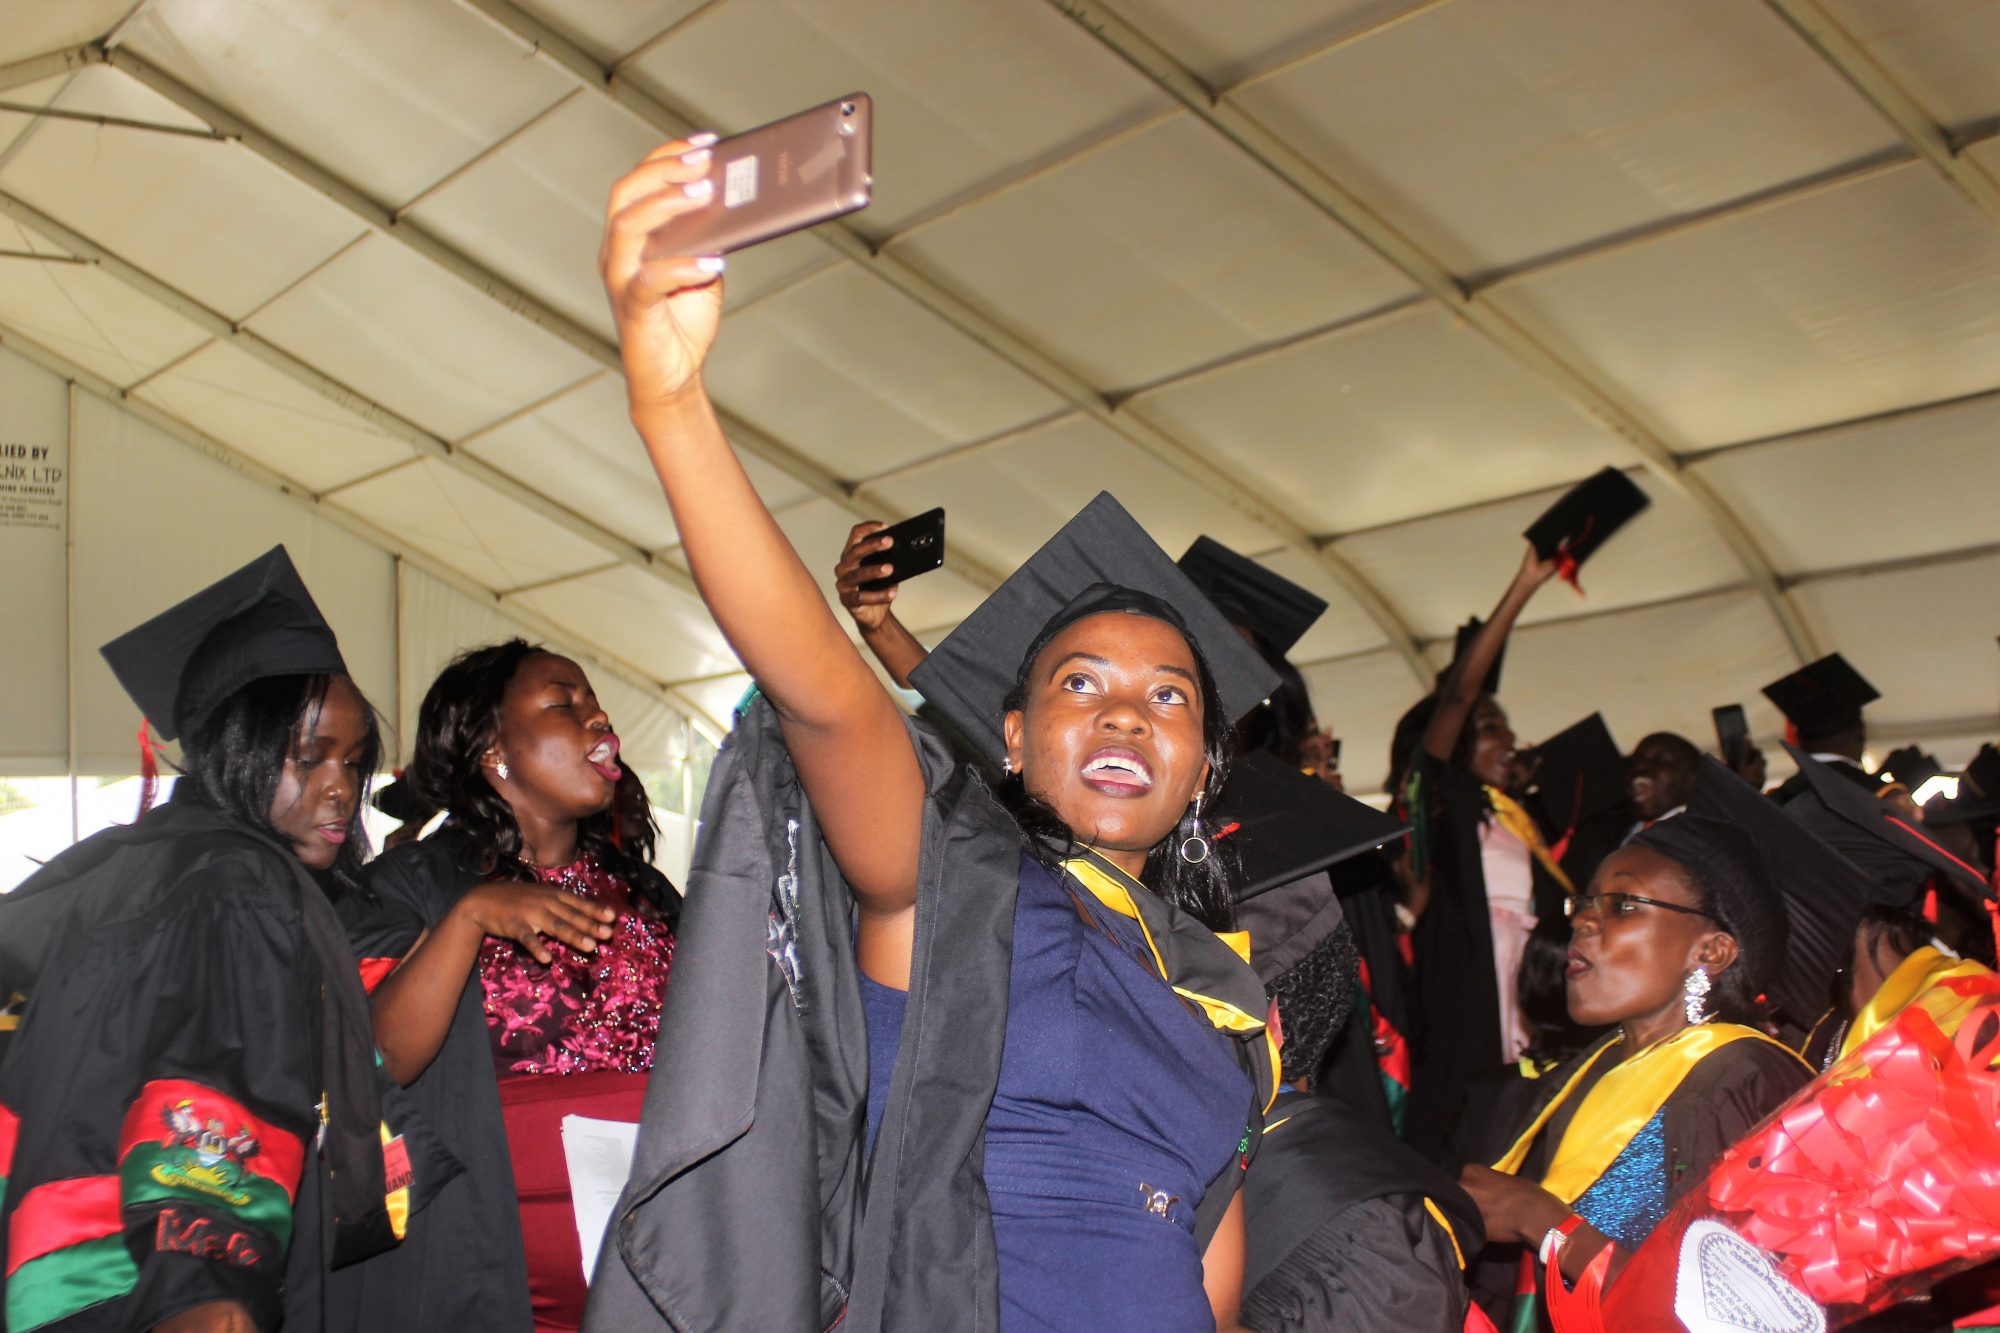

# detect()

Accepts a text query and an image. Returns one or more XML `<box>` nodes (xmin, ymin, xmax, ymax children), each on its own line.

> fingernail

<box><xmin>680</xmin><ymin>148</ymin><xmax>712</xmax><ymax>167</ymax></box>
<box><xmin>683</xmin><ymin>177</ymin><xmax>713</xmax><ymax>200</ymax></box>
<box><xmin>695</xmin><ymin>255</ymin><xmax>725</xmax><ymax>274</ymax></box>
<box><xmin>687</xmin><ymin>131</ymin><xmax>718</xmax><ymax>149</ymax></box>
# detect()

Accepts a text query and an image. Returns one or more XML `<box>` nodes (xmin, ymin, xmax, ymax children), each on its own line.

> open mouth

<box><xmin>1565</xmin><ymin>947</ymin><xmax>1592</xmax><ymax>980</ymax></box>
<box><xmin>587</xmin><ymin>734</ymin><xmax>623</xmax><ymax>782</ymax></box>
<box><xmin>318</xmin><ymin>822</ymin><xmax>349</xmax><ymax>846</ymax></box>
<box><xmin>1079</xmin><ymin>747</ymin><xmax>1153</xmax><ymax>797</ymax></box>
<box><xmin>1631</xmin><ymin>775</ymin><xmax>1656</xmax><ymax>804</ymax></box>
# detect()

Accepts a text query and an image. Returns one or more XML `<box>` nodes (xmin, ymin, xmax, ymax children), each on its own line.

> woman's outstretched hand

<box><xmin>835</xmin><ymin>521</ymin><xmax>899</xmax><ymax>632</ymax></box>
<box><xmin>456</xmin><ymin>881</ymin><xmax>616</xmax><ymax>966</ymax></box>
<box><xmin>600</xmin><ymin>136</ymin><xmax>729</xmax><ymax>416</ymax></box>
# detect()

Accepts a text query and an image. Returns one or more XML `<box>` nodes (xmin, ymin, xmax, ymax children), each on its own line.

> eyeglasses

<box><xmin>1565</xmin><ymin>892</ymin><xmax>1720</xmax><ymax>923</ymax></box>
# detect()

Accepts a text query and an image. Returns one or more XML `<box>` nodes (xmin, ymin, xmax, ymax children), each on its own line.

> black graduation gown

<box><xmin>0</xmin><ymin>799</ymin><xmax>439</xmax><ymax>1333</ymax></box>
<box><xmin>583</xmin><ymin>697</ymin><xmax>1274</xmax><ymax>1333</ymax></box>
<box><xmin>1403</xmin><ymin>752</ymin><xmax>1571</xmax><ymax>1160</ymax></box>
<box><xmin>1769</xmin><ymin>755</ymin><xmax>1882</xmax><ymax>805</ymax></box>
<box><xmin>328</xmin><ymin>827</ymin><xmax>677</xmax><ymax>1332</ymax></box>
<box><xmin>1241</xmin><ymin>1090</ymin><xmax>1481</xmax><ymax>1333</ymax></box>
<box><xmin>1313</xmin><ymin>855</ymin><xmax>1412</xmax><ymax>1133</ymax></box>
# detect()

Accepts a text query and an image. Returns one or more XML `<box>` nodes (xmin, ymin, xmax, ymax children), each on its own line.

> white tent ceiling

<box><xmin>2</xmin><ymin>0</ymin><xmax>1998</xmax><ymax>792</ymax></box>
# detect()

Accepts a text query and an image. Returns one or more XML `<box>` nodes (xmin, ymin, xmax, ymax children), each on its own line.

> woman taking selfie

<box><xmin>335</xmin><ymin>643</ymin><xmax>677</xmax><ymax>1333</ymax></box>
<box><xmin>583</xmin><ymin>139</ymin><xmax>1277</xmax><ymax>1333</ymax></box>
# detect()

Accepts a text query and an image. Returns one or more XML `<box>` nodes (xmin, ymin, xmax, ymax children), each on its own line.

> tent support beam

<box><xmin>89</xmin><ymin>42</ymin><xmax>1005</xmax><ymax>594</ymax></box>
<box><xmin>1761</xmin><ymin>0</ymin><xmax>2000</xmax><ymax>231</ymax></box>
<box><xmin>1047</xmin><ymin>0</ymin><xmax>1820</xmax><ymax>669</ymax></box>
<box><xmin>0</xmin><ymin>318</ymin><xmax>726</xmax><ymax>735</ymax></box>
<box><xmin>455</xmin><ymin>0</ymin><xmax>1434</xmax><ymax>683</ymax></box>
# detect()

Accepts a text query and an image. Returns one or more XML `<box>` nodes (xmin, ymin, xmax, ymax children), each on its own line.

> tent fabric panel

<box><xmin>65</xmin><ymin>389</ymin><xmax>396</xmax><ymax>773</ymax></box>
<box><xmin>1495</xmin><ymin>165</ymin><xmax>2000</xmax><ymax>450</ymax></box>
<box><xmin>120</xmin><ymin>0</ymin><xmax>577</xmax><ymax>209</ymax></box>
<box><xmin>701</xmin><ymin>263</ymin><xmax>1069</xmax><ymax>482</ymax></box>
<box><xmin>619</xmin><ymin>0</ymin><xmax>1175</xmax><ymax>237</ymax></box>
<box><xmin>507</xmin><ymin>0</ymin><xmax>713</xmax><ymax>68</ymax></box>
<box><xmin>243</xmin><ymin>232</ymin><xmax>601</xmax><ymax>443</ymax></box>
<box><xmin>401</xmin><ymin>92</ymin><xmax>666</xmax><ymax>344</ymax></box>
<box><xmin>0</xmin><ymin>344</ymin><xmax>72</xmax><ymax>774</ymax></box>
<box><xmin>888</xmin><ymin>111</ymin><xmax>1420</xmax><ymax>394</ymax></box>
<box><xmin>1693</xmin><ymin>392</ymin><xmax>2000</xmax><ymax>576</ymax></box>
<box><xmin>1134</xmin><ymin>304</ymin><xmax>1627</xmax><ymax>535</ymax></box>
<box><xmin>1817</xmin><ymin>0</ymin><xmax>2000</xmax><ymax>129</ymax></box>
<box><xmin>131</xmin><ymin>339</ymin><xmax>417</xmax><ymax>494</ymax></box>
<box><xmin>332</xmin><ymin>457</ymin><xmax>617</xmax><ymax>593</ymax></box>
<box><xmin>0</xmin><ymin>228</ymin><xmax>210</xmax><ymax>389</ymax></box>
<box><xmin>510</xmin><ymin>561</ymin><xmax>750</xmax><ymax>690</ymax></box>
<box><xmin>1228</xmin><ymin>0</ymin><xmax>1901</xmax><ymax>277</ymax></box>
<box><xmin>0</xmin><ymin>66</ymin><xmax>369</xmax><ymax>322</ymax></box>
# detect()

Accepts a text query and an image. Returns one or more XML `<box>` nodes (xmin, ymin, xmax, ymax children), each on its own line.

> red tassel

<box><xmin>1924</xmin><ymin>885</ymin><xmax>1940</xmax><ymax>926</ymax></box>
<box><xmin>1784</xmin><ymin>720</ymin><xmax>1800</xmax><ymax>749</ymax></box>
<box><xmin>136</xmin><ymin>718</ymin><xmax>159</xmax><ymax>818</ymax></box>
<box><xmin>1555</xmin><ymin>517</ymin><xmax>1594</xmax><ymax>596</ymax></box>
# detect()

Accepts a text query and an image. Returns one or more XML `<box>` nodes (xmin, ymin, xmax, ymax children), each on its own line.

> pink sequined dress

<box><xmin>477</xmin><ymin>853</ymin><xmax>675</xmax><ymax>1332</ymax></box>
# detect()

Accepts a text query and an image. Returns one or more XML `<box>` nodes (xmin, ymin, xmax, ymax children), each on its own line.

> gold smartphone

<box><xmin>643</xmin><ymin>94</ymin><xmax>873</xmax><ymax>259</ymax></box>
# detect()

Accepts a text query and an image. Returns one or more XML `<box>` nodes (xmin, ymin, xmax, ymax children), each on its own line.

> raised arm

<box><xmin>834</xmin><ymin>520</ymin><xmax>932</xmax><ymax>690</ymax></box>
<box><xmin>601</xmin><ymin>142</ymin><xmax>924</xmax><ymax>983</ymax></box>
<box><xmin>1421</xmin><ymin>544</ymin><xmax>1559</xmax><ymax>763</ymax></box>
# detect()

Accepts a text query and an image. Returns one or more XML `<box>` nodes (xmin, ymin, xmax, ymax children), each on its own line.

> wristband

<box><xmin>1538</xmin><ymin>1213</ymin><xmax>1584</xmax><ymax>1268</ymax></box>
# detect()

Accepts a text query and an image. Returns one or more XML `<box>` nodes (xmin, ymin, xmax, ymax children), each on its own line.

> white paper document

<box><xmin>561</xmin><ymin>1114</ymin><xmax>640</xmax><ymax>1284</ymax></box>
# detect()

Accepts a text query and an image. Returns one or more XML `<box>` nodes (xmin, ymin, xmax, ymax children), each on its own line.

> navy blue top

<box><xmin>862</xmin><ymin>854</ymin><xmax>1249</xmax><ymax>1330</ymax></box>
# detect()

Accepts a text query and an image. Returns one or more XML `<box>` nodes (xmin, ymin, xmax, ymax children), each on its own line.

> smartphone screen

<box><xmin>1712</xmin><ymin>705</ymin><xmax>1749</xmax><ymax>766</ymax></box>
<box><xmin>643</xmin><ymin>94</ymin><xmax>872</xmax><ymax>259</ymax></box>
<box><xmin>860</xmin><ymin>508</ymin><xmax>946</xmax><ymax>592</ymax></box>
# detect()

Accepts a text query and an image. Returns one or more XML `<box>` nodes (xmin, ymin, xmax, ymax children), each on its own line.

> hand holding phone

<box><xmin>643</xmin><ymin>94</ymin><xmax>872</xmax><ymax>260</ymax></box>
<box><xmin>858</xmin><ymin>508</ymin><xmax>946</xmax><ymax>593</ymax></box>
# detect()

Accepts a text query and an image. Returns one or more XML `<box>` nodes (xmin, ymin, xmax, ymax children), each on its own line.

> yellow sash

<box><xmin>1492</xmin><ymin>1024</ymin><xmax>1804</xmax><ymax>1204</ymax></box>
<box><xmin>1840</xmin><ymin>946</ymin><xmax>1993</xmax><ymax>1063</ymax></box>
<box><xmin>1062</xmin><ymin>853</ymin><xmax>1281</xmax><ymax>1104</ymax></box>
<box><xmin>1484</xmin><ymin>787</ymin><xmax>1576</xmax><ymax>897</ymax></box>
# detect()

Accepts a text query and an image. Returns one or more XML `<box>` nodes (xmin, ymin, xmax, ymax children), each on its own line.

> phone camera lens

<box><xmin>841</xmin><ymin>102</ymin><xmax>856</xmax><ymax>116</ymax></box>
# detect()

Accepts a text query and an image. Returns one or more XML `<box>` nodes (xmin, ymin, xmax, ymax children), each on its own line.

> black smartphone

<box><xmin>643</xmin><ymin>94</ymin><xmax>872</xmax><ymax>259</ymax></box>
<box><xmin>860</xmin><ymin>508</ymin><xmax>946</xmax><ymax>592</ymax></box>
<box><xmin>1713</xmin><ymin>704</ymin><xmax>1749</xmax><ymax>768</ymax></box>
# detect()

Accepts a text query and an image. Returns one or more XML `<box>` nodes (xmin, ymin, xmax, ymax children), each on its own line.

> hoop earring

<box><xmin>1179</xmin><ymin>793</ymin><xmax>1210</xmax><ymax>866</ymax></box>
<box><xmin>1683</xmin><ymin>967</ymin><xmax>1712</xmax><ymax>1026</ymax></box>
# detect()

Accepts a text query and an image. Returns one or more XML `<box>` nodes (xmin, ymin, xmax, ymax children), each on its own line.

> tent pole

<box><xmin>64</xmin><ymin>380</ymin><xmax>78</xmax><ymax>844</ymax></box>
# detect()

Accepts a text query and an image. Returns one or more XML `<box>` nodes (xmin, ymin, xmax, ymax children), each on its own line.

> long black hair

<box><xmin>995</xmin><ymin>609</ymin><xmax>1239</xmax><ymax>932</ymax></box>
<box><xmin>178</xmin><ymin>672</ymin><xmax>380</xmax><ymax>892</ymax></box>
<box><xmin>407</xmin><ymin>639</ymin><xmax>659</xmax><ymax>887</ymax></box>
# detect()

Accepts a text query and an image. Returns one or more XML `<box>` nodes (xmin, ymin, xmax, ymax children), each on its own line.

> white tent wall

<box><xmin>0</xmin><ymin>340</ymin><xmax>709</xmax><ymax>884</ymax></box>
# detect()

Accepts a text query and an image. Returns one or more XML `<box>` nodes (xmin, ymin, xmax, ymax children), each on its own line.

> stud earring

<box><xmin>1178</xmin><ymin>793</ymin><xmax>1210</xmax><ymax>866</ymax></box>
<box><xmin>495</xmin><ymin>761</ymin><xmax>510</xmax><ymax>782</ymax></box>
<box><xmin>1001</xmin><ymin>757</ymin><xmax>1014</xmax><ymax>776</ymax></box>
<box><xmin>1683</xmin><ymin>967</ymin><xmax>1712</xmax><ymax>1026</ymax></box>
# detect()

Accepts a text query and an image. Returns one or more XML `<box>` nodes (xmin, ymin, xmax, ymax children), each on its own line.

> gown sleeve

<box><xmin>108</xmin><ymin>862</ymin><xmax>321</xmax><ymax>1332</ymax></box>
<box><xmin>1662</xmin><ymin>1038</ymin><xmax>1812</xmax><ymax>1211</ymax></box>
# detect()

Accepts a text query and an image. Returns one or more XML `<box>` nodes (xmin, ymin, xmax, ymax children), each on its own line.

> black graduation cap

<box><xmin>1877</xmin><ymin>745</ymin><xmax>1942</xmax><ymax>794</ymax></box>
<box><xmin>1925</xmin><ymin>744</ymin><xmax>2000</xmax><ymax>828</ymax></box>
<box><xmin>1523</xmin><ymin>713</ymin><xmax>1626</xmax><ymax>832</ymax></box>
<box><xmin>1211</xmin><ymin>751</ymin><xmax>1408</xmax><ymax>984</ymax></box>
<box><xmin>1523</xmin><ymin>467</ymin><xmax>1651</xmax><ymax>585</ymax></box>
<box><xmin>1781</xmin><ymin>743</ymin><xmax>1990</xmax><ymax>909</ymax></box>
<box><xmin>1176</xmin><ymin>537</ymin><xmax>1328</xmax><ymax>658</ymax></box>
<box><xmin>1678</xmin><ymin>755</ymin><xmax>1873</xmax><ymax>1023</ymax></box>
<box><xmin>1435</xmin><ymin>617</ymin><xmax>1504</xmax><ymax>696</ymax></box>
<box><xmin>100</xmin><ymin>546</ymin><xmax>347</xmax><ymax>742</ymax></box>
<box><xmin>1761</xmin><ymin>653</ymin><xmax>1879</xmax><ymax>740</ymax></box>
<box><xmin>908</xmin><ymin>492</ymin><xmax>1279</xmax><ymax>767</ymax></box>
<box><xmin>371</xmin><ymin>779</ymin><xmax>433</xmax><ymax>825</ymax></box>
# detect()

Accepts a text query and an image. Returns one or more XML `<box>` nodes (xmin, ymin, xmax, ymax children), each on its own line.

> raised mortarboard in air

<box><xmin>1435</xmin><ymin>617</ymin><xmax>1505</xmax><ymax>696</ymax></box>
<box><xmin>1523</xmin><ymin>713</ymin><xmax>1626</xmax><ymax>834</ymax></box>
<box><xmin>1781</xmin><ymin>742</ymin><xmax>1990</xmax><ymax>910</ymax></box>
<box><xmin>1176</xmin><ymin>537</ymin><xmax>1328</xmax><ymax>659</ymax></box>
<box><xmin>101</xmin><ymin>545</ymin><xmax>347</xmax><ymax>742</ymax></box>
<box><xmin>1672</xmin><ymin>755</ymin><xmax>1873</xmax><ymax>1024</ymax></box>
<box><xmin>1876</xmin><ymin>745</ymin><xmax>1942</xmax><ymax>795</ymax></box>
<box><xmin>1523</xmin><ymin>466</ymin><xmax>1651</xmax><ymax>594</ymax></box>
<box><xmin>1761</xmin><ymin>653</ymin><xmax>1879</xmax><ymax>744</ymax></box>
<box><xmin>1925</xmin><ymin>744</ymin><xmax>2000</xmax><ymax>828</ymax></box>
<box><xmin>1210</xmin><ymin>749</ymin><xmax>1408</xmax><ymax>984</ymax></box>
<box><xmin>908</xmin><ymin>492</ymin><xmax>1279</xmax><ymax>768</ymax></box>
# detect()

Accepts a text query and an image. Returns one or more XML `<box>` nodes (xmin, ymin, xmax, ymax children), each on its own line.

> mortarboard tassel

<box><xmin>1553</xmin><ymin>517</ymin><xmax>1594</xmax><ymax>596</ymax></box>
<box><xmin>136</xmin><ymin>717</ymin><xmax>160</xmax><ymax>818</ymax></box>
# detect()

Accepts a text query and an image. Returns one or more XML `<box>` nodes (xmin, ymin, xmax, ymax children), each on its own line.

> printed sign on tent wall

<box><xmin>0</xmin><ymin>436</ymin><xmax>65</xmax><ymax>531</ymax></box>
